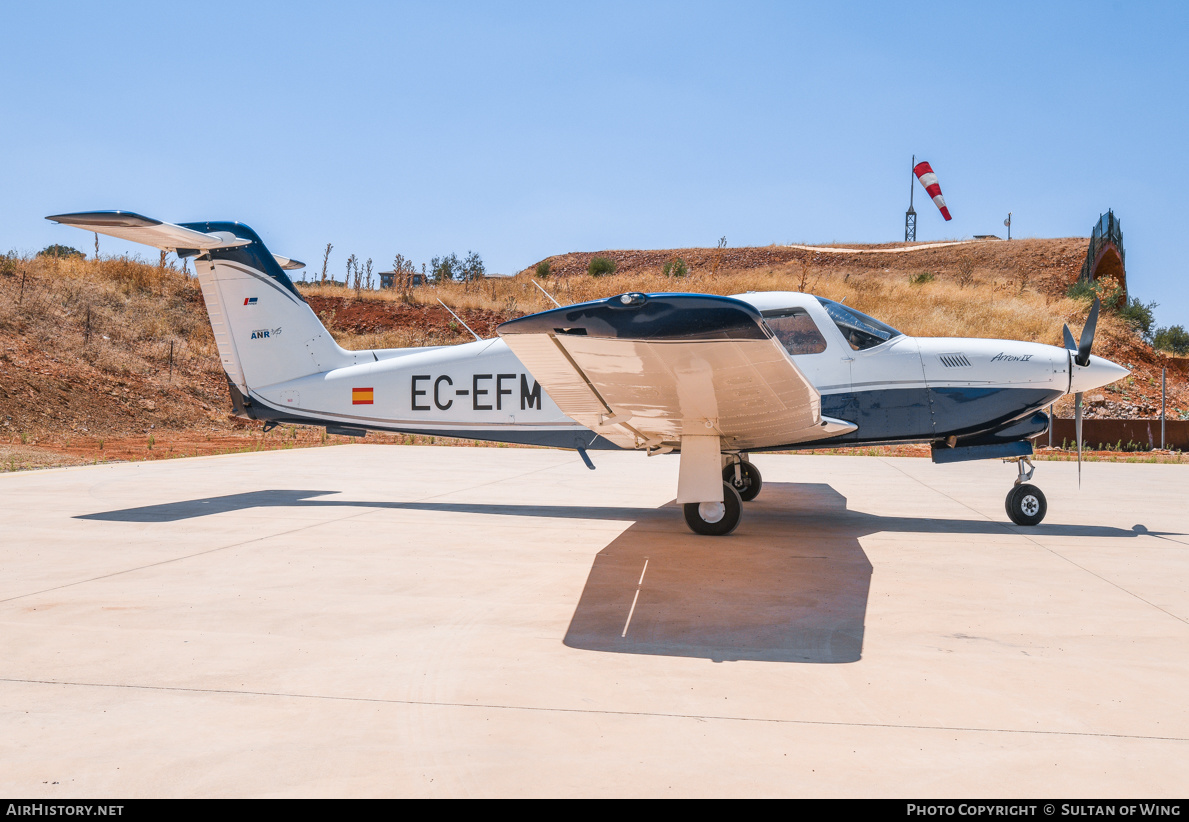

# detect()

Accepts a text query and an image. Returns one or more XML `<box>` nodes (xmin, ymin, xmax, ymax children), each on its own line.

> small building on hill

<box><xmin>379</xmin><ymin>271</ymin><xmax>425</xmax><ymax>289</ymax></box>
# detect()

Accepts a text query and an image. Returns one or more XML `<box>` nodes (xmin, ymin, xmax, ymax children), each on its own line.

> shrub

<box><xmin>534</xmin><ymin>260</ymin><xmax>551</xmax><ymax>278</ymax></box>
<box><xmin>1153</xmin><ymin>325</ymin><xmax>1189</xmax><ymax>355</ymax></box>
<box><xmin>1118</xmin><ymin>296</ymin><xmax>1157</xmax><ymax>341</ymax></box>
<box><xmin>909</xmin><ymin>271</ymin><xmax>935</xmax><ymax>285</ymax></box>
<box><xmin>37</xmin><ymin>244</ymin><xmax>85</xmax><ymax>259</ymax></box>
<box><xmin>1067</xmin><ymin>275</ymin><xmax>1124</xmax><ymax>307</ymax></box>
<box><xmin>1065</xmin><ymin>278</ymin><xmax>1097</xmax><ymax>301</ymax></box>
<box><xmin>588</xmin><ymin>256</ymin><xmax>616</xmax><ymax>277</ymax></box>
<box><xmin>662</xmin><ymin>258</ymin><xmax>688</xmax><ymax>278</ymax></box>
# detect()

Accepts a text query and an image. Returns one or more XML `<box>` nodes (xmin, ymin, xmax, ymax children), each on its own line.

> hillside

<box><xmin>0</xmin><ymin>238</ymin><xmax>1184</xmax><ymax>469</ymax></box>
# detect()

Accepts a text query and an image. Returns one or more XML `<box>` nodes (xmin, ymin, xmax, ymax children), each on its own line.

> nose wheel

<box><xmin>723</xmin><ymin>459</ymin><xmax>762</xmax><ymax>501</ymax></box>
<box><xmin>1005</xmin><ymin>457</ymin><xmax>1047</xmax><ymax>526</ymax></box>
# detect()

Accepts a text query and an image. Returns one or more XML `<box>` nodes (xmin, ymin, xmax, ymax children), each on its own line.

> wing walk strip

<box><xmin>877</xmin><ymin>458</ymin><xmax>1189</xmax><ymax>628</ymax></box>
<box><xmin>0</xmin><ymin>677</ymin><xmax>1182</xmax><ymax>743</ymax></box>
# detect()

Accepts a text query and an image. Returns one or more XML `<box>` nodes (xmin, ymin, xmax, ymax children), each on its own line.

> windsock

<box><xmin>913</xmin><ymin>161</ymin><xmax>952</xmax><ymax>221</ymax></box>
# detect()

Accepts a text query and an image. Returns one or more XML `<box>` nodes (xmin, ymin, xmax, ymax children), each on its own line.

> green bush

<box><xmin>588</xmin><ymin>256</ymin><xmax>616</xmax><ymax>277</ymax></box>
<box><xmin>909</xmin><ymin>271</ymin><xmax>935</xmax><ymax>285</ymax></box>
<box><xmin>1066</xmin><ymin>276</ymin><xmax>1125</xmax><ymax>306</ymax></box>
<box><xmin>37</xmin><ymin>244</ymin><xmax>85</xmax><ymax>259</ymax></box>
<box><xmin>662</xmin><ymin>258</ymin><xmax>688</xmax><ymax>278</ymax></box>
<box><xmin>1153</xmin><ymin>325</ymin><xmax>1189</xmax><ymax>355</ymax></box>
<box><xmin>1118</xmin><ymin>296</ymin><xmax>1157</xmax><ymax>341</ymax></box>
<box><xmin>534</xmin><ymin>260</ymin><xmax>551</xmax><ymax>278</ymax></box>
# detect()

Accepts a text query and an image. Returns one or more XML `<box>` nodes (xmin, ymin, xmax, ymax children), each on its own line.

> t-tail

<box><xmin>46</xmin><ymin>211</ymin><xmax>371</xmax><ymax>413</ymax></box>
<box><xmin>44</xmin><ymin>211</ymin><xmax>597</xmax><ymax>448</ymax></box>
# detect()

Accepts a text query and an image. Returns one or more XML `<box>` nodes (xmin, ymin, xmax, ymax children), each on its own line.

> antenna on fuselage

<box><xmin>436</xmin><ymin>297</ymin><xmax>482</xmax><ymax>342</ymax></box>
<box><xmin>531</xmin><ymin>278</ymin><xmax>562</xmax><ymax>308</ymax></box>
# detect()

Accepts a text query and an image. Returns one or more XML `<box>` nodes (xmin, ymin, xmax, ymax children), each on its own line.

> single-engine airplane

<box><xmin>48</xmin><ymin>211</ymin><xmax>1129</xmax><ymax>535</ymax></box>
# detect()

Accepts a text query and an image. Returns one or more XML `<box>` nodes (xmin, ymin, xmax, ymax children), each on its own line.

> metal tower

<box><xmin>904</xmin><ymin>154</ymin><xmax>917</xmax><ymax>242</ymax></box>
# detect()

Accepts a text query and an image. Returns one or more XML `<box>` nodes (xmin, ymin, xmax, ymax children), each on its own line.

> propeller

<box><xmin>1062</xmin><ymin>298</ymin><xmax>1101</xmax><ymax>487</ymax></box>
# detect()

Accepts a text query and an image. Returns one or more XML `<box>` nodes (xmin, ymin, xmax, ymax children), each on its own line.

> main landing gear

<box><xmin>1005</xmin><ymin>456</ymin><xmax>1047</xmax><ymax>526</ymax></box>
<box><xmin>681</xmin><ymin>451</ymin><xmax>762</xmax><ymax>536</ymax></box>
<box><xmin>684</xmin><ymin>482</ymin><xmax>744</xmax><ymax>536</ymax></box>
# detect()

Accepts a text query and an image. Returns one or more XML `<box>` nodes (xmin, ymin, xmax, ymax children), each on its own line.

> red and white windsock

<box><xmin>913</xmin><ymin>161</ymin><xmax>952</xmax><ymax>221</ymax></box>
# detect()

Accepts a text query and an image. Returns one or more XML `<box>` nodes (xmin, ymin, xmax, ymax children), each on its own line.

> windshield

<box><xmin>815</xmin><ymin>297</ymin><xmax>902</xmax><ymax>350</ymax></box>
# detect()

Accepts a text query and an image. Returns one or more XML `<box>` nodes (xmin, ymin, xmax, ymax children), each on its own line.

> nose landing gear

<box><xmin>723</xmin><ymin>457</ymin><xmax>762</xmax><ymax>502</ymax></box>
<box><xmin>1005</xmin><ymin>456</ymin><xmax>1047</xmax><ymax>526</ymax></box>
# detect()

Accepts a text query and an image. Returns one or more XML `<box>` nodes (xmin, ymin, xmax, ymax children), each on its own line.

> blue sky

<box><xmin>5</xmin><ymin>1</ymin><xmax>1187</xmax><ymax>323</ymax></box>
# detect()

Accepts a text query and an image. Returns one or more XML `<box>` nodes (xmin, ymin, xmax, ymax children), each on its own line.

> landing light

<box><xmin>619</xmin><ymin>293</ymin><xmax>646</xmax><ymax>306</ymax></box>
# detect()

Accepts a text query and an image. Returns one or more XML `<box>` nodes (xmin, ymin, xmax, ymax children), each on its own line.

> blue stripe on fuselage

<box><xmin>817</xmin><ymin>385</ymin><xmax>1063</xmax><ymax>445</ymax></box>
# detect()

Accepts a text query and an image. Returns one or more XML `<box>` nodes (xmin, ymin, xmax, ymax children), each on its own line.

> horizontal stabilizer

<box><xmin>47</xmin><ymin>211</ymin><xmax>303</xmax><ymax>270</ymax></box>
<box><xmin>47</xmin><ymin>211</ymin><xmax>251</xmax><ymax>251</ymax></box>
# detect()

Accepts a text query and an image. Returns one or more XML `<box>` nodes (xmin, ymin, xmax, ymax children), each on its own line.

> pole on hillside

<box><xmin>1161</xmin><ymin>367</ymin><xmax>1166</xmax><ymax>449</ymax></box>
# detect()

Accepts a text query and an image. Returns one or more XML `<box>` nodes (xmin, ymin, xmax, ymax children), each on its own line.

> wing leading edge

<box><xmin>497</xmin><ymin>293</ymin><xmax>856</xmax><ymax>450</ymax></box>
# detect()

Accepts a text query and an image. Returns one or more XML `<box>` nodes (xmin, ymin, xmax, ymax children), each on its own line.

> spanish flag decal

<box><xmin>352</xmin><ymin>387</ymin><xmax>374</xmax><ymax>405</ymax></box>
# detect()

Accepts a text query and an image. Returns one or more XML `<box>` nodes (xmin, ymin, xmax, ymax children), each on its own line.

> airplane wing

<box><xmin>497</xmin><ymin>293</ymin><xmax>856</xmax><ymax>451</ymax></box>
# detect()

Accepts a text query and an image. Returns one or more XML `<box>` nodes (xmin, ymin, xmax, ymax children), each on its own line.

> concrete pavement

<box><xmin>1</xmin><ymin>445</ymin><xmax>1186</xmax><ymax>797</ymax></box>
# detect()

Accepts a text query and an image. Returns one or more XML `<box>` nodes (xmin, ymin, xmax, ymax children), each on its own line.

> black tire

<box><xmin>683</xmin><ymin>482</ymin><xmax>743</xmax><ymax>536</ymax></box>
<box><xmin>723</xmin><ymin>461</ymin><xmax>763</xmax><ymax>502</ymax></box>
<box><xmin>1006</xmin><ymin>483</ymin><xmax>1047</xmax><ymax>526</ymax></box>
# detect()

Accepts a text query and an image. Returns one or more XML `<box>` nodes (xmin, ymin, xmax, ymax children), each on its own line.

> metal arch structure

<box><xmin>1079</xmin><ymin>210</ymin><xmax>1127</xmax><ymax>305</ymax></box>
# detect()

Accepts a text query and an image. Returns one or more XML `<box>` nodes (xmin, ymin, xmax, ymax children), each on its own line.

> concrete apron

<box><xmin>0</xmin><ymin>445</ymin><xmax>1186</xmax><ymax>797</ymax></box>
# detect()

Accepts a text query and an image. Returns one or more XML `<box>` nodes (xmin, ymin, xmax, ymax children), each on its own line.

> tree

<box><xmin>461</xmin><ymin>251</ymin><xmax>485</xmax><ymax>289</ymax></box>
<box><xmin>430</xmin><ymin>253</ymin><xmax>460</xmax><ymax>283</ymax></box>
<box><xmin>1154</xmin><ymin>325</ymin><xmax>1189</xmax><ymax>355</ymax></box>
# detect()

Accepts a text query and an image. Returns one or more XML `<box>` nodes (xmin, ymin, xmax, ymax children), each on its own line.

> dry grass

<box><xmin>298</xmin><ymin>262</ymin><xmax>1114</xmax><ymax>351</ymax></box>
<box><xmin>0</xmin><ymin>252</ymin><xmax>219</xmax><ymax>372</ymax></box>
<box><xmin>2</xmin><ymin>249</ymin><xmax>1121</xmax><ymax>361</ymax></box>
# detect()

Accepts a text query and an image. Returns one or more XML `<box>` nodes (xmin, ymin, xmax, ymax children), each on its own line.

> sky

<box><xmin>4</xmin><ymin>1</ymin><xmax>1187</xmax><ymax>324</ymax></box>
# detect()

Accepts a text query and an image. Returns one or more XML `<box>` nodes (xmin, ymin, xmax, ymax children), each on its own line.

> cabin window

<box><xmin>762</xmin><ymin>309</ymin><xmax>828</xmax><ymax>355</ymax></box>
<box><xmin>815</xmin><ymin>298</ymin><xmax>902</xmax><ymax>351</ymax></box>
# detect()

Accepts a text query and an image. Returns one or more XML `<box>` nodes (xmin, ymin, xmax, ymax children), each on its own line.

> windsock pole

<box><xmin>904</xmin><ymin>155</ymin><xmax>918</xmax><ymax>242</ymax></box>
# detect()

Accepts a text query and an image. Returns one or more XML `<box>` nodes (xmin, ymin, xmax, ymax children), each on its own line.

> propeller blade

<box><xmin>1075</xmin><ymin>391</ymin><xmax>1083</xmax><ymax>488</ymax></box>
<box><xmin>1076</xmin><ymin>299</ymin><xmax>1100</xmax><ymax>367</ymax></box>
<box><xmin>1062</xmin><ymin>323</ymin><xmax>1077</xmax><ymax>351</ymax></box>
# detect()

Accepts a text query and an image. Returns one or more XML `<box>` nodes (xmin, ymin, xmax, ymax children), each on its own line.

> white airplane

<box><xmin>48</xmin><ymin>211</ymin><xmax>1129</xmax><ymax>535</ymax></box>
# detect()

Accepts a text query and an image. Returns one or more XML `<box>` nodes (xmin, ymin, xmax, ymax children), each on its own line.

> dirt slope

<box><xmin>1</xmin><ymin>238</ymin><xmax>1184</xmax><ymax>469</ymax></box>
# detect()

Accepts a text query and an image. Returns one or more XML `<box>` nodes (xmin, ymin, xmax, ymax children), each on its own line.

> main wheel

<box><xmin>1005</xmin><ymin>483</ymin><xmax>1047</xmax><ymax>526</ymax></box>
<box><xmin>723</xmin><ymin>461</ymin><xmax>763</xmax><ymax>502</ymax></box>
<box><xmin>683</xmin><ymin>482</ymin><xmax>743</xmax><ymax>536</ymax></box>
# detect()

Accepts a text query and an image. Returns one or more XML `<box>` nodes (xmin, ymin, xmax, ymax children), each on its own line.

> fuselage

<box><xmin>242</xmin><ymin>290</ymin><xmax>1125</xmax><ymax>452</ymax></box>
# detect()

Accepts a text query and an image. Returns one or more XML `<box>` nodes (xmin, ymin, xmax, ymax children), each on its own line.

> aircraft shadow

<box><xmin>563</xmin><ymin>483</ymin><xmax>870</xmax><ymax>664</ymax></box>
<box><xmin>77</xmin><ymin>484</ymin><xmax>1173</xmax><ymax>666</ymax></box>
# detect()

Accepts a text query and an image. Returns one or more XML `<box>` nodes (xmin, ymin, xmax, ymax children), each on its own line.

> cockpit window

<box><xmin>815</xmin><ymin>297</ymin><xmax>902</xmax><ymax>350</ymax></box>
<box><xmin>762</xmin><ymin>309</ymin><xmax>828</xmax><ymax>355</ymax></box>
